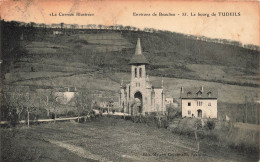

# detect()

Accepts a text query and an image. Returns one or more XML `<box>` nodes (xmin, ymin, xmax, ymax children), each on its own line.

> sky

<box><xmin>0</xmin><ymin>0</ymin><xmax>259</xmax><ymax>45</ymax></box>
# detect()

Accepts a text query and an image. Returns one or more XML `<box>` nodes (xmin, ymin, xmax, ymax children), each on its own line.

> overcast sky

<box><xmin>0</xmin><ymin>0</ymin><xmax>259</xmax><ymax>46</ymax></box>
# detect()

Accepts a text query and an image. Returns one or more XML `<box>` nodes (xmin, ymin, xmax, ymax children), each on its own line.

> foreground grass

<box><xmin>1</xmin><ymin>117</ymin><xmax>258</xmax><ymax>162</ymax></box>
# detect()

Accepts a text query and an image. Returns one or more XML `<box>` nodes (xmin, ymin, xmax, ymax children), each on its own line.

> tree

<box><xmin>14</xmin><ymin>93</ymin><xmax>26</xmax><ymax>121</ymax></box>
<box><xmin>98</xmin><ymin>24</ymin><xmax>103</xmax><ymax>30</ymax></box>
<box><xmin>22</xmin><ymin>92</ymin><xmax>35</xmax><ymax>127</ymax></box>
<box><xmin>49</xmin><ymin>90</ymin><xmax>59</xmax><ymax>122</ymax></box>
<box><xmin>1</xmin><ymin>90</ymin><xmax>27</xmax><ymax>125</ymax></box>
<box><xmin>92</xmin><ymin>24</ymin><xmax>96</xmax><ymax>29</ymax></box>
<box><xmin>74</xmin><ymin>90</ymin><xmax>93</xmax><ymax>122</ymax></box>
<box><xmin>118</xmin><ymin>25</ymin><xmax>124</xmax><ymax>31</ymax></box>
<box><xmin>125</xmin><ymin>26</ymin><xmax>131</xmax><ymax>31</ymax></box>
<box><xmin>2</xmin><ymin>92</ymin><xmax>15</xmax><ymax>122</ymax></box>
<box><xmin>107</xmin><ymin>25</ymin><xmax>114</xmax><ymax>30</ymax></box>
<box><xmin>132</xmin><ymin>27</ymin><xmax>137</xmax><ymax>31</ymax></box>
<box><xmin>60</xmin><ymin>22</ymin><xmax>64</xmax><ymax>29</ymax></box>
<box><xmin>42</xmin><ymin>94</ymin><xmax>50</xmax><ymax>117</ymax></box>
<box><xmin>29</xmin><ymin>22</ymin><xmax>36</xmax><ymax>28</ymax></box>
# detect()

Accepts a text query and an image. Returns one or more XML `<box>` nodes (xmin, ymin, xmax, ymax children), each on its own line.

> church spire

<box><xmin>129</xmin><ymin>38</ymin><xmax>149</xmax><ymax>65</ymax></box>
<box><xmin>135</xmin><ymin>38</ymin><xmax>142</xmax><ymax>55</ymax></box>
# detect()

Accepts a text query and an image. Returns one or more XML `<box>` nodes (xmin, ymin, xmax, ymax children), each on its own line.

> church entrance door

<box><xmin>134</xmin><ymin>92</ymin><xmax>143</xmax><ymax>114</ymax></box>
<box><xmin>197</xmin><ymin>109</ymin><xmax>202</xmax><ymax>118</ymax></box>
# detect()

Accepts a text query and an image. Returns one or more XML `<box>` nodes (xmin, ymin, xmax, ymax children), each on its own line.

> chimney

<box><xmin>181</xmin><ymin>87</ymin><xmax>184</xmax><ymax>93</ymax></box>
<box><xmin>201</xmin><ymin>86</ymin><xmax>204</xmax><ymax>92</ymax></box>
<box><xmin>135</xmin><ymin>38</ymin><xmax>142</xmax><ymax>55</ymax></box>
<box><xmin>120</xmin><ymin>80</ymin><xmax>123</xmax><ymax>88</ymax></box>
<box><xmin>161</xmin><ymin>80</ymin><xmax>164</xmax><ymax>88</ymax></box>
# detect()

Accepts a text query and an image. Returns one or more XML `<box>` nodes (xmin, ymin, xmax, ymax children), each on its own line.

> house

<box><xmin>96</xmin><ymin>98</ymin><xmax>112</xmax><ymax>108</ymax></box>
<box><xmin>119</xmin><ymin>38</ymin><xmax>166</xmax><ymax>115</ymax></box>
<box><xmin>54</xmin><ymin>87</ymin><xmax>77</xmax><ymax>105</ymax></box>
<box><xmin>92</xmin><ymin>90</ymin><xmax>103</xmax><ymax>98</ymax></box>
<box><xmin>165</xmin><ymin>97</ymin><xmax>174</xmax><ymax>105</ymax></box>
<box><xmin>53</xmin><ymin>31</ymin><xmax>63</xmax><ymax>35</ymax></box>
<box><xmin>180</xmin><ymin>86</ymin><xmax>218</xmax><ymax>118</ymax></box>
<box><xmin>95</xmin><ymin>97</ymin><xmax>119</xmax><ymax>112</ymax></box>
<box><xmin>51</xmin><ymin>23</ymin><xmax>61</xmax><ymax>28</ymax></box>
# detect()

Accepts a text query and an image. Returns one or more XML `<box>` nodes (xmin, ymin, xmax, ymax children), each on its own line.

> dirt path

<box><xmin>49</xmin><ymin>140</ymin><xmax>109</xmax><ymax>161</ymax></box>
<box><xmin>1</xmin><ymin>117</ymin><xmax>257</xmax><ymax>162</ymax></box>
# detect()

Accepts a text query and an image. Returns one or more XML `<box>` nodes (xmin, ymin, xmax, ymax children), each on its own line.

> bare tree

<box><xmin>74</xmin><ymin>90</ymin><xmax>93</xmax><ymax>122</ymax></box>
<box><xmin>42</xmin><ymin>95</ymin><xmax>50</xmax><ymax>117</ymax></box>
<box><xmin>15</xmin><ymin>94</ymin><xmax>25</xmax><ymax>121</ymax></box>
<box><xmin>60</xmin><ymin>22</ymin><xmax>64</xmax><ymax>29</ymax></box>
<box><xmin>125</xmin><ymin>26</ymin><xmax>131</xmax><ymax>31</ymax></box>
<box><xmin>1</xmin><ymin>90</ymin><xmax>27</xmax><ymax>125</ymax></box>
<box><xmin>98</xmin><ymin>24</ymin><xmax>103</xmax><ymax>30</ymax></box>
<box><xmin>118</xmin><ymin>25</ymin><xmax>124</xmax><ymax>31</ymax></box>
<box><xmin>23</xmin><ymin>92</ymin><xmax>34</xmax><ymax>127</ymax></box>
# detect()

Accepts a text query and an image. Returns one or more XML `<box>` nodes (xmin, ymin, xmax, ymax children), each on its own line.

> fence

<box><xmin>0</xmin><ymin>115</ymin><xmax>91</xmax><ymax>125</ymax></box>
<box><xmin>0</xmin><ymin>112</ymin><xmax>132</xmax><ymax>125</ymax></box>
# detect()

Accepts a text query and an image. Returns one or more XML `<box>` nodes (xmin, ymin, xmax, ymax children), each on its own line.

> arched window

<box><xmin>139</xmin><ymin>68</ymin><xmax>142</xmax><ymax>78</ymax></box>
<box><xmin>135</xmin><ymin>68</ymin><xmax>137</xmax><ymax>78</ymax></box>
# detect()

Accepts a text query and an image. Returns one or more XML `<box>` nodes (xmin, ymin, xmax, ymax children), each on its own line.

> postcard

<box><xmin>0</xmin><ymin>0</ymin><xmax>259</xmax><ymax>161</ymax></box>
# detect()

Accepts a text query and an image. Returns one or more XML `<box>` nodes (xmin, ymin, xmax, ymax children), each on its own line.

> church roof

<box><xmin>151</xmin><ymin>81</ymin><xmax>163</xmax><ymax>89</ymax></box>
<box><xmin>129</xmin><ymin>38</ymin><xmax>149</xmax><ymax>65</ymax></box>
<box><xmin>181</xmin><ymin>87</ymin><xmax>218</xmax><ymax>99</ymax></box>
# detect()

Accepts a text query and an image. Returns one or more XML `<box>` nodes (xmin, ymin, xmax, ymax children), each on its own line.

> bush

<box><xmin>149</xmin><ymin>112</ymin><xmax>157</xmax><ymax>116</ymax></box>
<box><xmin>143</xmin><ymin>116</ymin><xmax>157</xmax><ymax>126</ymax></box>
<box><xmin>194</xmin><ymin>119</ymin><xmax>202</xmax><ymax>129</ymax></box>
<box><xmin>67</xmin><ymin>111</ymin><xmax>76</xmax><ymax>117</ymax></box>
<box><xmin>50</xmin><ymin>112</ymin><xmax>55</xmax><ymax>119</ymax></box>
<box><xmin>158</xmin><ymin>117</ymin><xmax>169</xmax><ymax>129</ymax></box>
<box><xmin>206</xmin><ymin>120</ymin><xmax>216</xmax><ymax>130</ymax></box>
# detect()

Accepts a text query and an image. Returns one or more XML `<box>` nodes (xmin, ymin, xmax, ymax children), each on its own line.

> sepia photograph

<box><xmin>0</xmin><ymin>0</ymin><xmax>259</xmax><ymax>161</ymax></box>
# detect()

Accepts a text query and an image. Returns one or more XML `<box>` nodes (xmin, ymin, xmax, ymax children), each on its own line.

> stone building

<box><xmin>119</xmin><ymin>38</ymin><xmax>166</xmax><ymax>115</ymax></box>
<box><xmin>181</xmin><ymin>86</ymin><xmax>218</xmax><ymax>118</ymax></box>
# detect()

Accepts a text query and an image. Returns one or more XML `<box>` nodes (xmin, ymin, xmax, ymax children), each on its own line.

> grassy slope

<box><xmin>1</xmin><ymin>118</ymin><xmax>257</xmax><ymax>162</ymax></box>
<box><xmin>2</xmin><ymin>26</ymin><xmax>259</xmax><ymax>119</ymax></box>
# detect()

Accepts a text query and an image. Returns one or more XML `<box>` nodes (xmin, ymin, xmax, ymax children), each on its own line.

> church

<box><xmin>119</xmin><ymin>38</ymin><xmax>166</xmax><ymax>115</ymax></box>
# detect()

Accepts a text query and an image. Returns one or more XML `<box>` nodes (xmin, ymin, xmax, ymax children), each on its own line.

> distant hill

<box><xmin>1</xmin><ymin>20</ymin><xmax>259</xmax><ymax>90</ymax></box>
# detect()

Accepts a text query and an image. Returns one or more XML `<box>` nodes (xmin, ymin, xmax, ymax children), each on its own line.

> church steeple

<box><xmin>130</xmin><ymin>38</ymin><xmax>148</xmax><ymax>89</ymax></box>
<box><xmin>129</xmin><ymin>38</ymin><xmax>149</xmax><ymax>65</ymax></box>
<box><xmin>135</xmin><ymin>38</ymin><xmax>142</xmax><ymax>55</ymax></box>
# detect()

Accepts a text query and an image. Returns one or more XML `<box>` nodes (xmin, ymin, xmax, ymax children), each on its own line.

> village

<box><xmin>0</xmin><ymin>19</ymin><xmax>259</xmax><ymax>161</ymax></box>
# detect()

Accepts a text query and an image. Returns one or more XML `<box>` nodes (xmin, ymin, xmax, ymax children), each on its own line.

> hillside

<box><xmin>2</xmin><ymin>24</ymin><xmax>259</xmax><ymax>85</ymax></box>
<box><xmin>1</xmin><ymin>21</ymin><xmax>259</xmax><ymax>122</ymax></box>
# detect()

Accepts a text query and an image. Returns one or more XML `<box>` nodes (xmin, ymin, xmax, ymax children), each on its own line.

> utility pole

<box><xmin>245</xmin><ymin>96</ymin><xmax>248</xmax><ymax>123</ymax></box>
<box><xmin>27</xmin><ymin>106</ymin><xmax>29</xmax><ymax>127</ymax></box>
<box><xmin>26</xmin><ymin>93</ymin><xmax>30</xmax><ymax>127</ymax></box>
<box><xmin>256</xmin><ymin>102</ymin><xmax>258</xmax><ymax>124</ymax></box>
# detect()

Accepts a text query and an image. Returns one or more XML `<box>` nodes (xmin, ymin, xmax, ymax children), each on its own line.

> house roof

<box><xmin>120</xmin><ymin>82</ymin><xmax>130</xmax><ymax>89</ymax></box>
<box><xmin>129</xmin><ymin>38</ymin><xmax>149</xmax><ymax>65</ymax></box>
<box><xmin>181</xmin><ymin>87</ymin><xmax>218</xmax><ymax>99</ymax></box>
<box><xmin>96</xmin><ymin>97</ymin><xmax>118</xmax><ymax>102</ymax></box>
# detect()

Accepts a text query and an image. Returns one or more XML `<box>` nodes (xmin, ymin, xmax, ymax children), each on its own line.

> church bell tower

<box><xmin>129</xmin><ymin>38</ymin><xmax>149</xmax><ymax>98</ymax></box>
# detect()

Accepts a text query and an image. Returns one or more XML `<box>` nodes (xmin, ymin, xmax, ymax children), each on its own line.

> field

<box><xmin>1</xmin><ymin>117</ymin><xmax>258</xmax><ymax>162</ymax></box>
